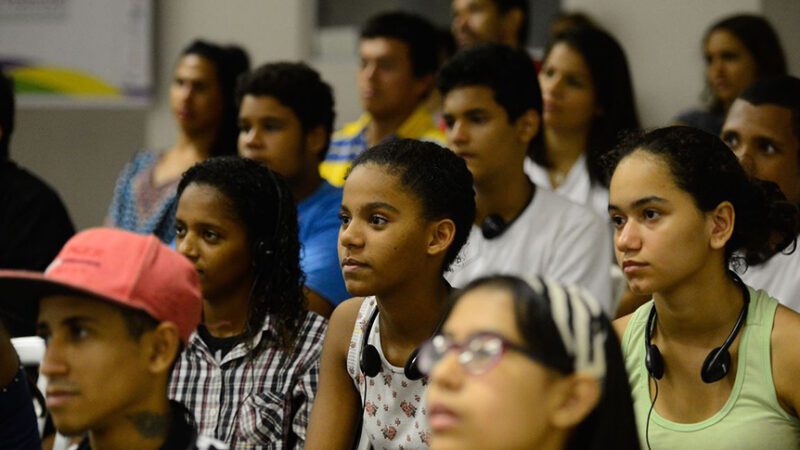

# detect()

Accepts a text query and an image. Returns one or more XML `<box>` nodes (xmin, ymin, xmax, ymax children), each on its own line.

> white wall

<box><xmin>561</xmin><ymin>0</ymin><xmax>761</xmax><ymax>127</ymax></box>
<box><xmin>13</xmin><ymin>0</ymin><xmax>312</xmax><ymax>230</ymax></box>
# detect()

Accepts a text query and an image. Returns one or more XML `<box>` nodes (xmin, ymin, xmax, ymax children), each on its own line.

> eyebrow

<box><xmin>37</xmin><ymin>315</ymin><xmax>97</xmax><ymax>330</ymax></box>
<box><xmin>365</xmin><ymin>202</ymin><xmax>400</xmax><ymax>213</ymax></box>
<box><xmin>608</xmin><ymin>196</ymin><xmax>668</xmax><ymax>212</ymax></box>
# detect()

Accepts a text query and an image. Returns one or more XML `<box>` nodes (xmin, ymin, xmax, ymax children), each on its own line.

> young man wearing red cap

<box><xmin>0</xmin><ymin>227</ymin><xmax>226</xmax><ymax>450</ymax></box>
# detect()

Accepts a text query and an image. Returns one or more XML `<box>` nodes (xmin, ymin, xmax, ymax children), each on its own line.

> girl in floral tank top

<box><xmin>305</xmin><ymin>140</ymin><xmax>476</xmax><ymax>449</ymax></box>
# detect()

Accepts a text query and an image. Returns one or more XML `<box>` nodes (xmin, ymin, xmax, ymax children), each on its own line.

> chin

<box><xmin>52</xmin><ymin>415</ymin><xmax>91</xmax><ymax>437</ymax></box>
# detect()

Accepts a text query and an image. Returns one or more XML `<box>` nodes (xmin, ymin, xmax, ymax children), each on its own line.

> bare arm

<box><xmin>771</xmin><ymin>305</ymin><xmax>800</xmax><ymax>416</ymax></box>
<box><xmin>305</xmin><ymin>298</ymin><xmax>364</xmax><ymax>449</ymax></box>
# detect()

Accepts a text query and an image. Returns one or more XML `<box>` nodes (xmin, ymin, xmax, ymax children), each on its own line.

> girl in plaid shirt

<box><xmin>169</xmin><ymin>157</ymin><xmax>327</xmax><ymax>449</ymax></box>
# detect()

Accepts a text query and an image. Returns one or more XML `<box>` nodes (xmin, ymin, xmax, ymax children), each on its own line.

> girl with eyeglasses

<box><xmin>420</xmin><ymin>275</ymin><xmax>640</xmax><ymax>450</ymax></box>
<box><xmin>306</xmin><ymin>139</ymin><xmax>475</xmax><ymax>449</ymax></box>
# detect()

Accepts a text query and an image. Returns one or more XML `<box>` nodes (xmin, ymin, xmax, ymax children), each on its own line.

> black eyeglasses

<box><xmin>417</xmin><ymin>331</ymin><xmax>541</xmax><ymax>376</ymax></box>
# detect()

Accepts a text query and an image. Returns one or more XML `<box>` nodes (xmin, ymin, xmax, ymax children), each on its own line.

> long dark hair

<box><xmin>448</xmin><ymin>275</ymin><xmax>641</xmax><ymax>450</ymax></box>
<box><xmin>604</xmin><ymin>126</ymin><xmax>799</xmax><ymax>268</ymax></box>
<box><xmin>177</xmin><ymin>156</ymin><xmax>305</xmax><ymax>350</ymax></box>
<box><xmin>703</xmin><ymin>14</ymin><xmax>787</xmax><ymax>113</ymax></box>
<box><xmin>532</xmin><ymin>26</ymin><xmax>640</xmax><ymax>187</ymax></box>
<box><xmin>179</xmin><ymin>40</ymin><xmax>250</xmax><ymax>157</ymax></box>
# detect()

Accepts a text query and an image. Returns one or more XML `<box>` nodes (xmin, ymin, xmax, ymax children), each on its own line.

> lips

<box><xmin>621</xmin><ymin>260</ymin><xmax>648</xmax><ymax>274</ymax></box>
<box><xmin>341</xmin><ymin>257</ymin><xmax>368</xmax><ymax>273</ymax></box>
<box><xmin>428</xmin><ymin>403</ymin><xmax>460</xmax><ymax>431</ymax></box>
<box><xmin>46</xmin><ymin>388</ymin><xmax>79</xmax><ymax>409</ymax></box>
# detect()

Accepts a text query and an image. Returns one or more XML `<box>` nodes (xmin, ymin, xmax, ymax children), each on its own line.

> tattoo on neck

<box><xmin>127</xmin><ymin>411</ymin><xmax>169</xmax><ymax>438</ymax></box>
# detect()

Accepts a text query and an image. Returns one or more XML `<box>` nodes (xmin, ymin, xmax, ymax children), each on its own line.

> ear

<box><xmin>549</xmin><ymin>374</ymin><xmax>602</xmax><ymax>429</ymax></box>
<box><xmin>304</xmin><ymin>125</ymin><xmax>328</xmax><ymax>158</ymax></box>
<box><xmin>514</xmin><ymin>109</ymin><xmax>540</xmax><ymax>147</ymax></box>
<box><xmin>500</xmin><ymin>8</ymin><xmax>525</xmax><ymax>46</ymax></box>
<box><xmin>411</xmin><ymin>73</ymin><xmax>435</xmax><ymax>102</ymax></box>
<box><xmin>143</xmin><ymin>322</ymin><xmax>181</xmax><ymax>375</ymax></box>
<box><xmin>707</xmin><ymin>201</ymin><xmax>735</xmax><ymax>251</ymax></box>
<box><xmin>426</xmin><ymin>218</ymin><xmax>456</xmax><ymax>259</ymax></box>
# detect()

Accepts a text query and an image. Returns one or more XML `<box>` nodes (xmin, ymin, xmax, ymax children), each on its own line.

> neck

<box><xmin>366</xmin><ymin>107</ymin><xmax>415</xmax><ymax>147</ymax></box>
<box><xmin>376</xmin><ymin>276</ymin><xmax>450</xmax><ymax>347</ymax></box>
<box><xmin>173</xmin><ymin>126</ymin><xmax>218</xmax><ymax>159</ymax></box>
<box><xmin>652</xmin><ymin>265</ymin><xmax>745</xmax><ymax>343</ymax></box>
<box><xmin>290</xmin><ymin>169</ymin><xmax>323</xmax><ymax>203</ymax></box>
<box><xmin>203</xmin><ymin>280</ymin><xmax>253</xmax><ymax>337</ymax></box>
<box><xmin>474</xmin><ymin>167</ymin><xmax>533</xmax><ymax>225</ymax></box>
<box><xmin>88</xmin><ymin>391</ymin><xmax>171</xmax><ymax>450</ymax></box>
<box><xmin>543</xmin><ymin>127</ymin><xmax>589</xmax><ymax>178</ymax></box>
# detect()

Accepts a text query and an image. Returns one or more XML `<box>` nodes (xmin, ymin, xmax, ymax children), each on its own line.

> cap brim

<box><xmin>0</xmin><ymin>270</ymin><xmax>115</xmax><ymax>337</ymax></box>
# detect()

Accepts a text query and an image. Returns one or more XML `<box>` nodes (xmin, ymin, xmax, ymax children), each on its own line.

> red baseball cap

<box><xmin>0</xmin><ymin>228</ymin><xmax>202</xmax><ymax>344</ymax></box>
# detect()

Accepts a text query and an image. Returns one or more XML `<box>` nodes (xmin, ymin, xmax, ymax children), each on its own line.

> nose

<box><xmin>733</xmin><ymin>145</ymin><xmax>757</xmax><ymax>177</ymax></box>
<box><xmin>448</xmin><ymin>120</ymin><xmax>468</xmax><ymax>147</ymax></box>
<box><xmin>39</xmin><ymin>340</ymin><xmax>68</xmax><ymax>379</ymax></box>
<box><xmin>177</xmin><ymin>234</ymin><xmax>199</xmax><ymax>263</ymax></box>
<box><xmin>615</xmin><ymin>220</ymin><xmax>642</xmax><ymax>255</ymax></box>
<box><xmin>241</xmin><ymin>128</ymin><xmax>262</xmax><ymax>150</ymax></box>
<box><xmin>338</xmin><ymin>220</ymin><xmax>364</xmax><ymax>250</ymax></box>
<box><xmin>429</xmin><ymin>350</ymin><xmax>463</xmax><ymax>391</ymax></box>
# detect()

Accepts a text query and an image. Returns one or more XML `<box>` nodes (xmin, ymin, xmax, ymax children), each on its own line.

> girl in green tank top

<box><xmin>605</xmin><ymin>126</ymin><xmax>800</xmax><ymax>449</ymax></box>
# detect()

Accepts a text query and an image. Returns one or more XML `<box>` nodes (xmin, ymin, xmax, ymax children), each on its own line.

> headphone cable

<box><xmin>645</xmin><ymin>378</ymin><xmax>659</xmax><ymax>450</ymax></box>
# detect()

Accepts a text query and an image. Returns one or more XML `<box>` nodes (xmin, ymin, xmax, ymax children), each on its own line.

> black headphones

<box><xmin>479</xmin><ymin>183</ymin><xmax>535</xmax><ymax>240</ymax></box>
<box><xmin>252</xmin><ymin>167</ymin><xmax>285</xmax><ymax>266</ymax></box>
<box><xmin>359</xmin><ymin>307</ymin><xmax>424</xmax><ymax>380</ymax></box>
<box><xmin>644</xmin><ymin>272</ymin><xmax>751</xmax><ymax>383</ymax></box>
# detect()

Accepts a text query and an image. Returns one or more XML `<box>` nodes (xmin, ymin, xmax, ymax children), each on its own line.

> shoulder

<box><xmin>770</xmin><ymin>303</ymin><xmax>800</xmax><ymax>415</ymax></box>
<box><xmin>326</xmin><ymin>297</ymin><xmax>368</xmax><ymax>352</ymax></box>
<box><xmin>613</xmin><ymin>313</ymin><xmax>634</xmax><ymax>340</ymax></box>
<box><xmin>333</xmin><ymin>116</ymin><xmax>370</xmax><ymax>141</ymax></box>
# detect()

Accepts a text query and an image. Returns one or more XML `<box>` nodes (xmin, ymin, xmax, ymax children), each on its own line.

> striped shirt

<box><xmin>169</xmin><ymin>312</ymin><xmax>327</xmax><ymax>450</ymax></box>
<box><xmin>319</xmin><ymin>104</ymin><xmax>446</xmax><ymax>187</ymax></box>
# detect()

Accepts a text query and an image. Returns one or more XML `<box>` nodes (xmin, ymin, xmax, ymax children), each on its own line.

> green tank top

<box><xmin>621</xmin><ymin>287</ymin><xmax>800</xmax><ymax>449</ymax></box>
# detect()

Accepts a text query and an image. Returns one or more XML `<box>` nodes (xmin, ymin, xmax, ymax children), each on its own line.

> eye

<box><xmin>203</xmin><ymin>229</ymin><xmax>220</xmax><ymax>243</ymax></box>
<box><xmin>238</xmin><ymin>122</ymin><xmax>251</xmax><ymax>133</ymax></box>
<box><xmin>175</xmin><ymin>223</ymin><xmax>187</xmax><ymax>238</ymax></box>
<box><xmin>758</xmin><ymin>140</ymin><xmax>778</xmax><ymax>155</ymax></box>
<box><xmin>566</xmin><ymin>75</ymin><xmax>585</xmax><ymax>88</ymax></box>
<box><xmin>37</xmin><ymin>329</ymin><xmax>52</xmax><ymax>345</ymax></box>
<box><xmin>67</xmin><ymin>324</ymin><xmax>89</xmax><ymax>342</ymax></box>
<box><xmin>721</xmin><ymin>132</ymin><xmax>739</xmax><ymax>149</ymax></box>
<box><xmin>541</xmin><ymin>67</ymin><xmax>556</xmax><ymax>78</ymax></box>
<box><xmin>643</xmin><ymin>209</ymin><xmax>660</xmax><ymax>221</ymax></box>
<box><xmin>443</xmin><ymin>116</ymin><xmax>455</xmax><ymax>130</ymax></box>
<box><xmin>338</xmin><ymin>212</ymin><xmax>351</xmax><ymax>226</ymax></box>
<box><xmin>609</xmin><ymin>214</ymin><xmax>626</xmax><ymax>228</ymax></box>
<box><xmin>369</xmin><ymin>215</ymin><xmax>389</xmax><ymax>226</ymax></box>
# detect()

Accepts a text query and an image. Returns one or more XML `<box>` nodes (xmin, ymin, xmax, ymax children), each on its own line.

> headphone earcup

<box><xmin>645</xmin><ymin>344</ymin><xmax>664</xmax><ymax>379</ymax></box>
<box><xmin>481</xmin><ymin>214</ymin><xmax>507</xmax><ymax>240</ymax></box>
<box><xmin>403</xmin><ymin>348</ymin><xmax>423</xmax><ymax>381</ymax></box>
<box><xmin>360</xmin><ymin>344</ymin><xmax>382</xmax><ymax>378</ymax></box>
<box><xmin>701</xmin><ymin>346</ymin><xmax>731</xmax><ymax>383</ymax></box>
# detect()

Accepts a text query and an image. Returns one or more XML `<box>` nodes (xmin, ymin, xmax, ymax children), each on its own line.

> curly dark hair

<box><xmin>349</xmin><ymin>139</ymin><xmax>475</xmax><ymax>272</ymax></box>
<box><xmin>180</xmin><ymin>40</ymin><xmax>251</xmax><ymax>158</ymax></box>
<box><xmin>603</xmin><ymin>126</ymin><xmax>799</xmax><ymax>269</ymax></box>
<box><xmin>533</xmin><ymin>26</ymin><xmax>640</xmax><ymax>187</ymax></box>
<box><xmin>177</xmin><ymin>156</ymin><xmax>305</xmax><ymax>350</ymax></box>
<box><xmin>236</xmin><ymin>62</ymin><xmax>335</xmax><ymax>159</ymax></box>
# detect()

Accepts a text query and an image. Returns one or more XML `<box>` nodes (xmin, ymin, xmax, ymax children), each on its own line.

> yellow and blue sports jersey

<box><xmin>319</xmin><ymin>105</ymin><xmax>446</xmax><ymax>187</ymax></box>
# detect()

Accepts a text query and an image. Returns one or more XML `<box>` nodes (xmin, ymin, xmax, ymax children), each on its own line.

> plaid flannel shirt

<box><xmin>169</xmin><ymin>312</ymin><xmax>327</xmax><ymax>450</ymax></box>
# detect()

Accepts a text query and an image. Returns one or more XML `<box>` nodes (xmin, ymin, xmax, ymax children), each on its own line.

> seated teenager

<box><xmin>306</xmin><ymin>139</ymin><xmax>476</xmax><ymax>449</ymax></box>
<box><xmin>170</xmin><ymin>157</ymin><xmax>326</xmax><ymax>449</ymax></box>
<box><xmin>107</xmin><ymin>40</ymin><xmax>249</xmax><ymax>243</ymax></box>
<box><xmin>237</xmin><ymin>62</ymin><xmax>348</xmax><ymax>318</ymax></box>
<box><xmin>320</xmin><ymin>11</ymin><xmax>445</xmax><ymax>187</ymax></box>
<box><xmin>721</xmin><ymin>76</ymin><xmax>800</xmax><ymax>311</ymax></box>
<box><xmin>0</xmin><ymin>227</ymin><xmax>226</xmax><ymax>450</ymax></box>
<box><xmin>420</xmin><ymin>275</ymin><xmax>640</xmax><ymax>450</ymax></box>
<box><xmin>0</xmin><ymin>72</ymin><xmax>74</xmax><ymax>336</ymax></box>
<box><xmin>610</xmin><ymin>127</ymin><xmax>800</xmax><ymax>448</ymax></box>
<box><xmin>438</xmin><ymin>43</ymin><xmax>614</xmax><ymax>313</ymax></box>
